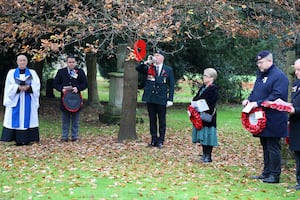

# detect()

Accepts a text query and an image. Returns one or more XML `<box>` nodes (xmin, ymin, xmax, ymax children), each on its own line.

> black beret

<box><xmin>156</xmin><ymin>49</ymin><xmax>165</xmax><ymax>57</ymax></box>
<box><xmin>256</xmin><ymin>50</ymin><xmax>271</xmax><ymax>61</ymax></box>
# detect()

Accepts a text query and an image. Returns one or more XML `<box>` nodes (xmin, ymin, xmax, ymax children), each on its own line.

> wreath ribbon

<box><xmin>261</xmin><ymin>101</ymin><xmax>292</xmax><ymax>112</ymax></box>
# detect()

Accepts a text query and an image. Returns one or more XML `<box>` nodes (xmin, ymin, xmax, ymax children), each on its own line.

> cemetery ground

<box><xmin>0</xmin><ymin>80</ymin><xmax>299</xmax><ymax>199</ymax></box>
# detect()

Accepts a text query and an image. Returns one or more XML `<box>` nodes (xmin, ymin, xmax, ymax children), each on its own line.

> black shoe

<box><xmin>200</xmin><ymin>154</ymin><xmax>205</xmax><ymax>161</ymax></box>
<box><xmin>156</xmin><ymin>143</ymin><xmax>163</xmax><ymax>148</ymax></box>
<box><xmin>71</xmin><ymin>138</ymin><xmax>79</xmax><ymax>142</ymax></box>
<box><xmin>147</xmin><ymin>142</ymin><xmax>156</xmax><ymax>147</ymax></box>
<box><xmin>262</xmin><ymin>175</ymin><xmax>279</xmax><ymax>184</ymax></box>
<box><xmin>203</xmin><ymin>154</ymin><xmax>212</xmax><ymax>163</ymax></box>
<box><xmin>288</xmin><ymin>185</ymin><xmax>300</xmax><ymax>190</ymax></box>
<box><xmin>60</xmin><ymin>139</ymin><xmax>68</xmax><ymax>142</ymax></box>
<box><xmin>15</xmin><ymin>143</ymin><xmax>29</xmax><ymax>146</ymax></box>
<box><xmin>250</xmin><ymin>174</ymin><xmax>267</xmax><ymax>180</ymax></box>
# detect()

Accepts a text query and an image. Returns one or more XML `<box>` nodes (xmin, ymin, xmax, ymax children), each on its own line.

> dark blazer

<box><xmin>192</xmin><ymin>84</ymin><xmax>218</xmax><ymax>127</ymax></box>
<box><xmin>289</xmin><ymin>80</ymin><xmax>300</xmax><ymax>151</ymax></box>
<box><xmin>136</xmin><ymin>63</ymin><xmax>175</xmax><ymax>105</ymax></box>
<box><xmin>248</xmin><ymin>65</ymin><xmax>289</xmax><ymax>138</ymax></box>
<box><xmin>53</xmin><ymin>67</ymin><xmax>88</xmax><ymax>111</ymax></box>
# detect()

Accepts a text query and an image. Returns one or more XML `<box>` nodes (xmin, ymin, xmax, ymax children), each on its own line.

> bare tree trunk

<box><xmin>32</xmin><ymin>60</ymin><xmax>44</xmax><ymax>88</ymax></box>
<box><xmin>118</xmin><ymin>47</ymin><xmax>138</xmax><ymax>141</ymax></box>
<box><xmin>86</xmin><ymin>52</ymin><xmax>100</xmax><ymax>105</ymax></box>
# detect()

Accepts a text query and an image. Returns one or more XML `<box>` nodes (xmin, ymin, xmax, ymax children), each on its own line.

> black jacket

<box><xmin>289</xmin><ymin>80</ymin><xmax>300</xmax><ymax>151</ymax></box>
<box><xmin>53</xmin><ymin>67</ymin><xmax>88</xmax><ymax>111</ymax></box>
<box><xmin>192</xmin><ymin>84</ymin><xmax>218</xmax><ymax>127</ymax></box>
<box><xmin>136</xmin><ymin>63</ymin><xmax>175</xmax><ymax>105</ymax></box>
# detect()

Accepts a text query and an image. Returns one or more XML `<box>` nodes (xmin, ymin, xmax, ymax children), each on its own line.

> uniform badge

<box><xmin>262</xmin><ymin>77</ymin><xmax>268</xmax><ymax>83</ymax></box>
<box><xmin>292</xmin><ymin>86</ymin><xmax>297</xmax><ymax>92</ymax></box>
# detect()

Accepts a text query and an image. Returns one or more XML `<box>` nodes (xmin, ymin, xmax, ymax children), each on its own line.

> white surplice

<box><xmin>3</xmin><ymin>69</ymin><xmax>40</xmax><ymax>130</ymax></box>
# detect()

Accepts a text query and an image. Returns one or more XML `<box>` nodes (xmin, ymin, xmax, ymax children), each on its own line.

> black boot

<box><xmin>201</xmin><ymin>145</ymin><xmax>208</xmax><ymax>161</ymax></box>
<box><xmin>203</xmin><ymin>146</ymin><xmax>213</xmax><ymax>163</ymax></box>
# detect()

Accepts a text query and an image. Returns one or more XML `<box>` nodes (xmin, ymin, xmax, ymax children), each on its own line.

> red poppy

<box><xmin>241</xmin><ymin>107</ymin><xmax>267</xmax><ymax>135</ymax></box>
<box><xmin>148</xmin><ymin>64</ymin><xmax>156</xmax><ymax>76</ymax></box>
<box><xmin>162</xmin><ymin>69</ymin><xmax>168</xmax><ymax>77</ymax></box>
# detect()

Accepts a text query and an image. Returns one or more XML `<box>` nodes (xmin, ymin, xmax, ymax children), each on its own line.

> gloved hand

<box><xmin>166</xmin><ymin>101</ymin><xmax>173</xmax><ymax>107</ymax></box>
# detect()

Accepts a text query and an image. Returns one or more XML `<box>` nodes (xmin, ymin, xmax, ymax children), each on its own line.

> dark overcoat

<box><xmin>248</xmin><ymin>65</ymin><xmax>289</xmax><ymax>138</ymax></box>
<box><xmin>136</xmin><ymin>63</ymin><xmax>175</xmax><ymax>105</ymax></box>
<box><xmin>192</xmin><ymin>84</ymin><xmax>218</xmax><ymax>127</ymax></box>
<box><xmin>53</xmin><ymin>67</ymin><xmax>88</xmax><ymax>111</ymax></box>
<box><xmin>289</xmin><ymin>80</ymin><xmax>300</xmax><ymax>151</ymax></box>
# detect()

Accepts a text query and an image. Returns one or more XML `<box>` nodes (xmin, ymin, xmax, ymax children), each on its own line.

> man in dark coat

<box><xmin>288</xmin><ymin>58</ymin><xmax>300</xmax><ymax>190</ymax></box>
<box><xmin>136</xmin><ymin>51</ymin><xmax>175</xmax><ymax>148</ymax></box>
<box><xmin>53</xmin><ymin>55</ymin><xmax>88</xmax><ymax>142</ymax></box>
<box><xmin>242</xmin><ymin>50</ymin><xmax>289</xmax><ymax>183</ymax></box>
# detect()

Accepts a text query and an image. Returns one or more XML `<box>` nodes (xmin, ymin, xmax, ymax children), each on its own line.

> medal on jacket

<box><xmin>163</xmin><ymin>77</ymin><xmax>167</xmax><ymax>83</ymax></box>
<box><xmin>162</xmin><ymin>69</ymin><xmax>168</xmax><ymax>83</ymax></box>
<box><xmin>70</xmin><ymin>70</ymin><xmax>78</xmax><ymax>79</ymax></box>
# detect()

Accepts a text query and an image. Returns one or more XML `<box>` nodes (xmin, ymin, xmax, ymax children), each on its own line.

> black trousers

<box><xmin>294</xmin><ymin>151</ymin><xmax>300</xmax><ymax>184</ymax></box>
<box><xmin>260</xmin><ymin>137</ymin><xmax>281</xmax><ymax>177</ymax></box>
<box><xmin>147</xmin><ymin>103</ymin><xmax>166</xmax><ymax>145</ymax></box>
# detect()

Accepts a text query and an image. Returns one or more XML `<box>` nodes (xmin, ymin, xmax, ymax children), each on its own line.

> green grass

<box><xmin>1</xmin><ymin>79</ymin><xmax>299</xmax><ymax>200</ymax></box>
<box><xmin>1</xmin><ymin>105</ymin><xmax>299</xmax><ymax>200</ymax></box>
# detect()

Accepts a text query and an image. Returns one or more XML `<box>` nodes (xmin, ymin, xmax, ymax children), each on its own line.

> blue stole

<box><xmin>12</xmin><ymin>68</ymin><xmax>32</xmax><ymax>128</ymax></box>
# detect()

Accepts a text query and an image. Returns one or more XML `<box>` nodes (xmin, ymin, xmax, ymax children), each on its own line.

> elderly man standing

<box><xmin>136</xmin><ymin>50</ymin><xmax>175</xmax><ymax>148</ymax></box>
<box><xmin>287</xmin><ymin>59</ymin><xmax>300</xmax><ymax>190</ymax></box>
<box><xmin>242</xmin><ymin>50</ymin><xmax>289</xmax><ymax>183</ymax></box>
<box><xmin>1</xmin><ymin>54</ymin><xmax>41</xmax><ymax>145</ymax></box>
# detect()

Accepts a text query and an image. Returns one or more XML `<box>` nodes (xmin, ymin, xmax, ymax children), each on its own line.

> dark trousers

<box><xmin>260</xmin><ymin>137</ymin><xmax>281</xmax><ymax>177</ymax></box>
<box><xmin>61</xmin><ymin>110</ymin><xmax>80</xmax><ymax>140</ymax></box>
<box><xmin>295</xmin><ymin>151</ymin><xmax>300</xmax><ymax>184</ymax></box>
<box><xmin>147</xmin><ymin>103</ymin><xmax>166</xmax><ymax>145</ymax></box>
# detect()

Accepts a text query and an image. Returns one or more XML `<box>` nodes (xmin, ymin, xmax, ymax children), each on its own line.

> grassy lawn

<box><xmin>0</xmin><ymin>79</ymin><xmax>299</xmax><ymax>200</ymax></box>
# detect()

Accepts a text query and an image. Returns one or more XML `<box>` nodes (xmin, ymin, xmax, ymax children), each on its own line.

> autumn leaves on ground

<box><xmin>0</xmin><ymin>98</ymin><xmax>298</xmax><ymax>199</ymax></box>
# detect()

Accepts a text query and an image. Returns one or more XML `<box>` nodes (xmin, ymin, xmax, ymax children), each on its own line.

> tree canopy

<box><xmin>0</xmin><ymin>0</ymin><xmax>299</xmax><ymax>102</ymax></box>
<box><xmin>0</xmin><ymin>0</ymin><xmax>299</xmax><ymax>62</ymax></box>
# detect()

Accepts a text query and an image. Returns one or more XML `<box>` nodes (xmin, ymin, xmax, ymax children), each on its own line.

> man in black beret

<box><xmin>242</xmin><ymin>50</ymin><xmax>289</xmax><ymax>183</ymax></box>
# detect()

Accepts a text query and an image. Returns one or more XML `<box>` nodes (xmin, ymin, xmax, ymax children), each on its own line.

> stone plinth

<box><xmin>99</xmin><ymin>72</ymin><xmax>124</xmax><ymax>124</ymax></box>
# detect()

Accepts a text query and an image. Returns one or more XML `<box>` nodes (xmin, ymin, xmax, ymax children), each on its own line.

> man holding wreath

<box><xmin>242</xmin><ymin>50</ymin><xmax>289</xmax><ymax>183</ymax></box>
<box><xmin>53</xmin><ymin>55</ymin><xmax>88</xmax><ymax>142</ymax></box>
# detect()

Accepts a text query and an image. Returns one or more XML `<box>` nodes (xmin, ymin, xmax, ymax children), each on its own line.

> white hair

<box><xmin>295</xmin><ymin>58</ymin><xmax>300</xmax><ymax>65</ymax></box>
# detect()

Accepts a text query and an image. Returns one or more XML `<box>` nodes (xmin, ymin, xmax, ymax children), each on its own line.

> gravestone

<box><xmin>99</xmin><ymin>44</ymin><xmax>126</xmax><ymax>124</ymax></box>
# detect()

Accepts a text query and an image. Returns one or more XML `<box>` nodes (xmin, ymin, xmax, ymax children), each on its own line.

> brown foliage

<box><xmin>0</xmin><ymin>0</ymin><xmax>299</xmax><ymax>61</ymax></box>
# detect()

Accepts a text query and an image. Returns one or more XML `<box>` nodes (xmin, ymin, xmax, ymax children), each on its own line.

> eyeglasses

<box><xmin>256</xmin><ymin>59</ymin><xmax>270</xmax><ymax>65</ymax></box>
<box><xmin>256</xmin><ymin>60</ymin><xmax>265</xmax><ymax>65</ymax></box>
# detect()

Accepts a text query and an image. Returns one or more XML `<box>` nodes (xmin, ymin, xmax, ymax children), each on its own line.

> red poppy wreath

<box><xmin>261</xmin><ymin>99</ymin><xmax>292</xmax><ymax>112</ymax></box>
<box><xmin>187</xmin><ymin>105</ymin><xmax>203</xmax><ymax>130</ymax></box>
<box><xmin>241</xmin><ymin>107</ymin><xmax>266</xmax><ymax>135</ymax></box>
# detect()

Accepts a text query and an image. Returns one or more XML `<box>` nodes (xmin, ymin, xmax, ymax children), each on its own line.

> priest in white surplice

<box><xmin>1</xmin><ymin>54</ymin><xmax>40</xmax><ymax>145</ymax></box>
